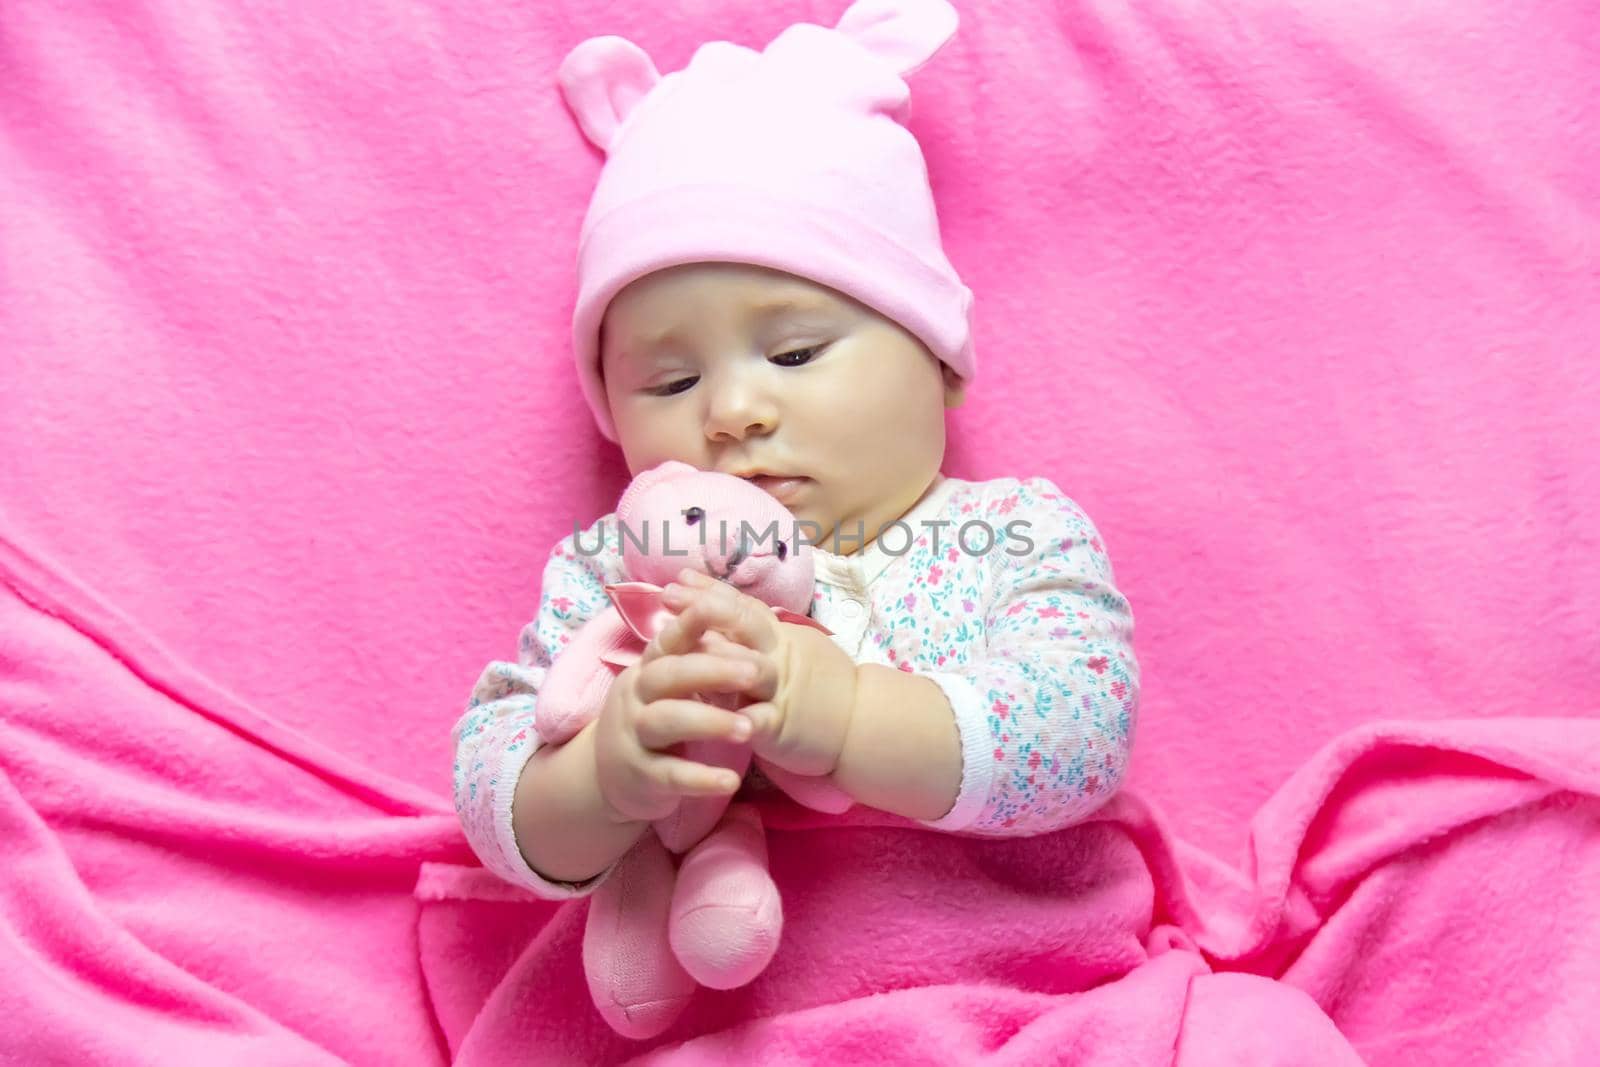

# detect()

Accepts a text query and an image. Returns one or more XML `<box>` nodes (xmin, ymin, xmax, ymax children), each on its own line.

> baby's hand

<box><xmin>592</xmin><ymin>618</ymin><xmax>757</xmax><ymax>824</ymax></box>
<box><xmin>660</xmin><ymin>569</ymin><xmax>858</xmax><ymax>779</ymax></box>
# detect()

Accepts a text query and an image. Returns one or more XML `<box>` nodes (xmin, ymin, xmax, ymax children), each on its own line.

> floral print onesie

<box><xmin>452</xmin><ymin>474</ymin><xmax>1140</xmax><ymax>898</ymax></box>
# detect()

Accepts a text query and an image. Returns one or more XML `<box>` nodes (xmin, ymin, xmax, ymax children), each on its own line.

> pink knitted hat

<box><xmin>556</xmin><ymin>0</ymin><xmax>974</xmax><ymax>443</ymax></box>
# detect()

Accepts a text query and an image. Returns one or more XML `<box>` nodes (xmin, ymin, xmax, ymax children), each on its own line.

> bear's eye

<box><xmin>776</xmin><ymin>540</ymin><xmax>788</xmax><ymax>561</ymax></box>
<box><xmin>683</xmin><ymin>507</ymin><xmax>704</xmax><ymax>525</ymax></box>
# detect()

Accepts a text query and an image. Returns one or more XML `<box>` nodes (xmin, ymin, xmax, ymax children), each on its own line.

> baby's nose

<box><xmin>704</xmin><ymin>377</ymin><xmax>778</xmax><ymax>441</ymax></box>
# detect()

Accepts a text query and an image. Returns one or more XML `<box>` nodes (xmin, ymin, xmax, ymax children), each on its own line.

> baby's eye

<box><xmin>776</xmin><ymin>540</ymin><xmax>788</xmax><ymax>561</ymax></box>
<box><xmin>682</xmin><ymin>507</ymin><xmax>704</xmax><ymax>525</ymax></box>
<box><xmin>651</xmin><ymin>376</ymin><xmax>698</xmax><ymax>397</ymax></box>
<box><xmin>771</xmin><ymin>344</ymin><xmax>827</xmax><ymax>368</ymax></box>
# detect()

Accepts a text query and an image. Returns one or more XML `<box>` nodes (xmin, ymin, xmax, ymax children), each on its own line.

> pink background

<box><xmin>2</xmin><ymin>0</ymin><xmax>1595</xmax><ymax>866</ymax></box>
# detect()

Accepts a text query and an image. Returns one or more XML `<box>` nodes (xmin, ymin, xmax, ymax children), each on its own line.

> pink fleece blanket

<box><xmin>2</xmin><ymin>0</ymin><xmax>1596</xmax><ymax>1062</ymax></box>
<box><xmin>6</xmin><ymin>540</ymin><xmax>1596</xmax><ymax>1063</ymax></box>
<box><xmin>414</xmin><ymin>716</ymin><xmax>1600</xmax><ymax>1065</ymax></box>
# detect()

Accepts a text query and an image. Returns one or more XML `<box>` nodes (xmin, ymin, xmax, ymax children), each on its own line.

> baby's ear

<box><xmin>833</xmin><ymin>0</ymin><xmax>958</xmax><ymax>78</ymax></box>
<box><xmin>557</xmin><ymin>35</ymin><xmax>661</xmax><ymax>153</ymax></box>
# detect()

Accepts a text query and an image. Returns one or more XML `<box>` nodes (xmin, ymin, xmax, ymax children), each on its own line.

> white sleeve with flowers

<box><xmin>451</xmin><ymin>514</ymin><xmax>622</xmax><ymax>898</ymax></box>
<box><xmin>918</xmin><ymin>477</ymin><xmax>1140</xmax><ymax>836</ymax></box>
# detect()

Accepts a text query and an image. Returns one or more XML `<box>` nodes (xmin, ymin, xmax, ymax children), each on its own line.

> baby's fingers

<box><xmin>635</xmin><ymin>651</ymin><xmax>760</xmax><ymax>704</ymax></box>
<box><xmin>645</xmin><ymin>601</ymin><xmax>716</xmax><ymax>659</ymax></box>
<box><xmin>634</xmin><ymin>699</ymin><xmax>753</xmax><ymax>750</ymax></box>
<box><xmin>666</xmin><ymin>587</ymin><xmax>781</xmax><ymax>655</ymax></box>
<box><xmin>646</xmin><ymin>754</ymin><xmax>742</xmax><ymax>798</ymax></box>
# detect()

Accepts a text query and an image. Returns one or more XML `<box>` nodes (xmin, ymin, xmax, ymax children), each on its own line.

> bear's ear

<box><xmin>833</xmin><ymin>0</ymin><xmax>958</xmax><ymax>78</ymax></box>
<box><xmin>557</xmin><ymin>35</ymin><xmax>662</xmax><ymax>153</ymax></box>
<box><xmin>604</xmin><ymin>583</ymin><xmax>677</xmax><ymax>644</ymax></box>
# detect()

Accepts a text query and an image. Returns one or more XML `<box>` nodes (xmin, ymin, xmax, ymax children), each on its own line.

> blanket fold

<box><xmin>0</xmin><ymin>534</ymin><xmax>471</xmax><ymax>1067</ymax></box>
<box><xmin>414</xmin><ymin>718</ymin><xmax>1599</xmax><ymax>1065</ymax></box>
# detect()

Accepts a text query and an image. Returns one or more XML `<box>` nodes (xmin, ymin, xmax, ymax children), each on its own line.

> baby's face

<box><xmin>600</xmin><ymin>262</ymin><xmax>964</xmax><ymax>555</ymax></box>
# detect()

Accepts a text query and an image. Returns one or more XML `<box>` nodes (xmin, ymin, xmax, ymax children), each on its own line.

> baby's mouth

<box><xmin>744</xmin><ymin>475</ymin><xmax>810</xmax><ymax>504</ymax></box>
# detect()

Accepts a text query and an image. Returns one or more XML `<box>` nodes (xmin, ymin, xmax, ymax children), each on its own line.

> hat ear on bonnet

<box><xmin>833</xmin><ymin>0</ymin><xmax>957</xmax><ymax>78</ymax></box>
<box><xmin>556</xmin><ymin>36</ymin><xmax>661</xmax><ymax>152</ymax></box>
<box><xmin>557</xmin><ymin>0</ymin><xmax>956</xmax><ymax>153</ymax></box>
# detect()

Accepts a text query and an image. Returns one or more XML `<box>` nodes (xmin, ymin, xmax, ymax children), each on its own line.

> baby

<box><xmin>453</xmin><ymin>0</ymin><xmax>1139</xmax><ymax>905</ymax></box>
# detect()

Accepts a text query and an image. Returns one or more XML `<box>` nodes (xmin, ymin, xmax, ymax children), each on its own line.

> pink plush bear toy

<box><xmin>535</xmin><ymin>460</ymin><xmax>854</xmax><ymax>1038</ymax></box>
